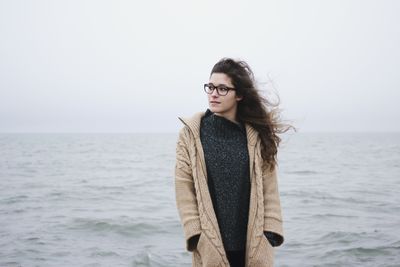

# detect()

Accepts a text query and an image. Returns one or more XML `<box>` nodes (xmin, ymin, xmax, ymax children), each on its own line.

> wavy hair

<box><xmin>210</xmin><ymin>57</ymin><xmax>297</xmax><ymax>172</ymax></box>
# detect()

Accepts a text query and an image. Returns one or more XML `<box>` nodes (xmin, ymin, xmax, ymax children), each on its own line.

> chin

<box><xmin>209</xmin><ymin>106</ymin><xmax>221</xmax><ymax>113</ymax></box>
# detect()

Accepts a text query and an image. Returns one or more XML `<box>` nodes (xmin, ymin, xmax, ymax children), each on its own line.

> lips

<box><xmin>210</xmin><ymin>101</ymin><xmax>220</xmax><ymax>104</ymax></box>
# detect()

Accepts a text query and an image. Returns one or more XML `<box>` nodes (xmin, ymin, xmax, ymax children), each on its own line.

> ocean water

<box><xmin>0</xmin><ymin>132</ymin><xmax>399</xmax><ymax>267</ymax></box>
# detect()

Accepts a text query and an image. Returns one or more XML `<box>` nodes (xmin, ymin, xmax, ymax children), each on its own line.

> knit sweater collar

<box><xmin>203</xmin><ymin>108</ymin><xmax>246</xmax><ymax>135</ymax></box>
<box><xmin>178</xmin><ymin>110</ymin><xmax>259</xmax><ymax>146</ymax></box>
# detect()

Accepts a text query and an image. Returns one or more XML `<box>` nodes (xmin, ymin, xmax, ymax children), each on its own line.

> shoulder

<box><xmin>177</xmin><ymin>110</ymin><xmax>206</xmax><ymax>140</ymax></box>
<box><xmin>177</xmin><ymin>125</ymin><xmax>194</xmax><ymax>146</ymax></box>
<box><xmin>178</xmin><ymin>124</ymin><xmax>191</xmax><ymax>136</ymax></box>
<box><xmin>178</xmin><ymin>111</ymin><xmax>205</xmax><ymax>126</ymax></box>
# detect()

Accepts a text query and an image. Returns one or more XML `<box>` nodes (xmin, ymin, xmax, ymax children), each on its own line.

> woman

<box><xmin>175</xmin><ymin>58</ymin><xmax>294</xmax><ymax>267</ymax></box>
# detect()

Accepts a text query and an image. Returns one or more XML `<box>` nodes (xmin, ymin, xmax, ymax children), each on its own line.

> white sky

<box><xmin>0</xmin><ymin>0</ymin><xmax>399</xmax><ymax>133</ymax></box>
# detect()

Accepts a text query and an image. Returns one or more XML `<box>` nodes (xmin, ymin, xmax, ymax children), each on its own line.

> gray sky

<box><xmin>1</xmin><ymin>0</ymin><xmax>399</xmax><ymax>133</ymax></box>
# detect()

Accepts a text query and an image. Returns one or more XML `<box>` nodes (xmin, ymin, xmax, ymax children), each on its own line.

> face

<box><xmin>207</xmin><ymin>73</ymin><xmax>243</xmax><ymax>120</ymax></box>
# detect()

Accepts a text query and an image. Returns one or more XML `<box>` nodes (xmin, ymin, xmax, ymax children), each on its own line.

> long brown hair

<box><xmin>211</xmin><ymin>57</ymin><xmax>296</xmax><ymax>172</ymax></box>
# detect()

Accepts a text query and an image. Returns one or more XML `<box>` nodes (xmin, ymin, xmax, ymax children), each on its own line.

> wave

<box><xmin>286</xmin><ymin>170</ymin><xmax>319</xmax><ymax>175</ymax></box>
<box><xmin>1</xmin><ymin>194</ymin><xmax>29</xmax><ymax>204</ymax></box>
<box><xmin>323</xmin><ymin>245</ymin><xmax>399</xmax><ymax>258</ymax></box>
<box><xmin>67</xmin><ymin>218</ymin><xmax>166</xmax><ymax>237</ymax></box>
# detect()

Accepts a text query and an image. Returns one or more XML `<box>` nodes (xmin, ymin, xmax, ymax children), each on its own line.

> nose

<box><xmin>210</xmin><ymin>88</ymin><xmax>219</xmax><ymax>97</ymax></box>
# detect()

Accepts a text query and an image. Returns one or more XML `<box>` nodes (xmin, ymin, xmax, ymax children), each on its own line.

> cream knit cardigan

<box><xmin>175</xmin><ymin>111</ymin><xmax>284</xmax><ymax>267</ymax></box>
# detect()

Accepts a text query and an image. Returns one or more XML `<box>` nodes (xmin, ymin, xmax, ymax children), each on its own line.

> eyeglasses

<box><xmin>204</xmin><ymin>83</ymin><xmax>236</xmax><ymax>96</ymax></box>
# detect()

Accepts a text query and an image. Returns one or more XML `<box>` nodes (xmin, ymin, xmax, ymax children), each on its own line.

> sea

<box><xmin>0</xmin><ymin>132</ymin><xmax>399</xmax><ymax>267</ymax></box>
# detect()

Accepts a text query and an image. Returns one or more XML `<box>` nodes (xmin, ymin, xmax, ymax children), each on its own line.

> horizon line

<box><xmin>0</xmin><ymin>131</ymin><xmax>399</xmax><ymax>134</ymax></box>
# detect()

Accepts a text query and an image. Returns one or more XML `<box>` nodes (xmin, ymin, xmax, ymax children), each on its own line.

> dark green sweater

<box><xmin>200</xmin><ymin>108</ymin><xmax>250</xmax><ymax>251</ymax></box>
<box><xmin>188</xmin><ymin>108</ymin><xmax>283</xmax><ymax>251</ymax></box>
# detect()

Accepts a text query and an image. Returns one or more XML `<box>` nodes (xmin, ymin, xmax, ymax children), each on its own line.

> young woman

<box><xmin>175</xmin><ymin>58</ymin><xmax>294</xmax><ymax>267</ymax></box>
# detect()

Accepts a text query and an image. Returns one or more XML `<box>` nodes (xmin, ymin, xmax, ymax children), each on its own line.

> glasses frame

<box><xmin>204</xmin><ymin>83</ymin><xmax>236</xmax><ymax>96</ymax></box>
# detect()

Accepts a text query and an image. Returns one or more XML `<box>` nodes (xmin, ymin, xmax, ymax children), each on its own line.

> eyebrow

<box><xmin>208</xmin><ymin>82</ymin><xmax>230</xmax><ymax>87</ymax></box>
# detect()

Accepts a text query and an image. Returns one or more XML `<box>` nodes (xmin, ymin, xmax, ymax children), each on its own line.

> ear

<box><xmin>236</xmin><ymin>95</ymin><xmax>243</xmax><ymax>101</ymax></box>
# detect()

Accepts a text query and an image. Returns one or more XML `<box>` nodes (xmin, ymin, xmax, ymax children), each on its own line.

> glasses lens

<box><xmin>217</xmin><ymin>86</ymin><xmax>229</xmax><ymax>96</ymax></box>
<box><xmin>204</xmin><ymin>84</ymin><xmax>214</xmax><ymax>94</ymax></box>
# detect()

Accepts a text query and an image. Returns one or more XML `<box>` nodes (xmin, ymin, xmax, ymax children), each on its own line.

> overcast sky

<box><xmin>0</xmin><ymin>0</ymin><xmax>399</xmax><ymax>133</ymax></box>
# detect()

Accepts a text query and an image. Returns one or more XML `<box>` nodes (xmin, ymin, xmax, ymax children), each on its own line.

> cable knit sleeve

<box><xmin>262</xmin><ymin>163</ymin><xmax>284</xmax><ymax>246</ymax></box>
<box><xmin>175</xmin><ymin>127</ymin><xmax>202</xmax><ymax>252</ymax></box>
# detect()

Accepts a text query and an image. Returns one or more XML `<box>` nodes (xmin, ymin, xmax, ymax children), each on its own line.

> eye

<box><xmin>218</xmin><ymin>86</ymin><xmax>228</xmax><ymax>92</ymax></box>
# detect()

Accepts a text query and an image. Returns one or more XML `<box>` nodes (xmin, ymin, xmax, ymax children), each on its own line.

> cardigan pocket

<box><xmin>252</xmin><ymin>234</ymin><xmax>275</xmax><ymax>267</ymax></box>
<box><xmin>192</xmin><ymin>249</ymin><xmax>203</xmax><ymax>267</ymax></box>
<box><xmin>195</xmin><ymin>232</ymin><xmax>223</xmax><ymax>267</ymax></box>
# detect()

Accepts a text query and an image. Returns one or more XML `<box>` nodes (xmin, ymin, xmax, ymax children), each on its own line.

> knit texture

<box><xmin>200</xmin><ymin>109</ymin><xmax>250</xmax><ymax>251</ymax></box>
